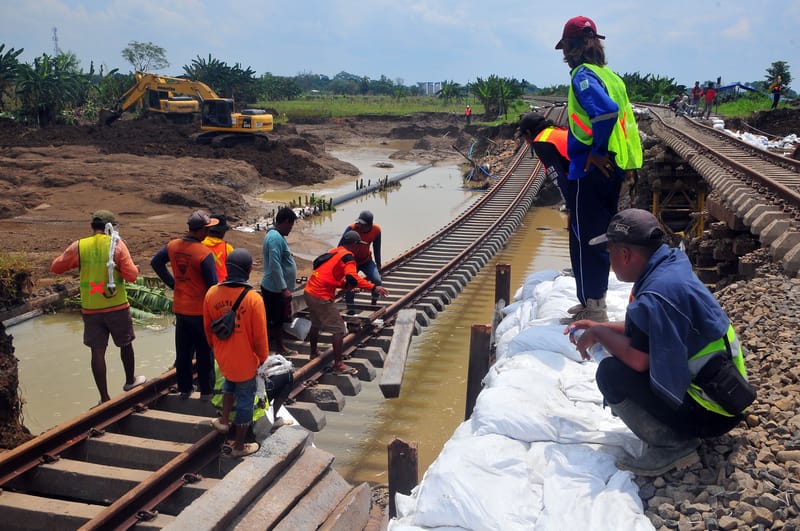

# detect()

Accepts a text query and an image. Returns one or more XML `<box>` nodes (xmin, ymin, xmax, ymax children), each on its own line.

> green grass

<box><xmin>716</xmin><ymin>93</ymin><xmax>790</xmax><ymax>118</ymax></box>
<box><xmin>258</xmin><ymin>95</ymin><xmax>475</xmax><ymax>122</ymax></box>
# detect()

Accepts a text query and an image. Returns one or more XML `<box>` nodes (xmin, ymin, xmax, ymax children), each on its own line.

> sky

<box><xmin>1</xmin><ymin>1</ymin><xmax>799</xmax><ymax>90</ymax></box>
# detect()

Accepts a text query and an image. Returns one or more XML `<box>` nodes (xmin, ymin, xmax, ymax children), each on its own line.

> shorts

<box><xmin>261</xmin><ymin>287</ymin><xmax>290</xmax><ymax>329</ymax></box>
<box><xmin>82</xmin><ymin>307</ymin><xmax>135</xmax><ymax>349</ymax></box>
<box><xmin>303</xmin><ymin>292</ymin><xmax>346</xmax><ymax>334</ymax></box>
<box><xmin>222</xmin><ymin>377</ymin><xmax>257</xmax><ymax>425</ymax></box>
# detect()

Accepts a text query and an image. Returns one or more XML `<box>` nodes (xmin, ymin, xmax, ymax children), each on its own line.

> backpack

<box><xmin>312</xmin><ymin>252</ymin><xmax>335</xmax><ymax>270</ymax></box>
<box><xmin>210</xmin><ymin>286</ymin><xmax>251</xmax><ymax>340</ymax></box>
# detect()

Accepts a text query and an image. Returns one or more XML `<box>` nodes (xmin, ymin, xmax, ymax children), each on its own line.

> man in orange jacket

<box><xmin>204</xmin><ymin>248</ymin><xmax>267</xmax><ymax>457</ymax></box>
<box><xmin>202</xmin><ymin>214</ymin><xmax>234</xmax><ymax>281</ymax></box>
<box><xmin>151</xmin><ymin>210</ymin><xmax>219</xmax><ymax>398</ymax></box>
<box><xmin>519</xmin><ymin>111</ymin><xmax>570</xmax><ymax>200</ymax></box>
<box><xmin>339</xmin><ymin>210</ymin><xmax>382</xmax><ymax>313</ymax></box>
<box><xmin>305</xmin><ymin>230</ymin><xmax>389</xmax><ymax>374</ymax></box>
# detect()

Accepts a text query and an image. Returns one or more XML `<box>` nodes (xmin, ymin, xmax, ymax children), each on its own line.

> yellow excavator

<box><xmin>101</xmin><ymin>72</ymin><xmax>273</xmax><ymax>146</ymax></box>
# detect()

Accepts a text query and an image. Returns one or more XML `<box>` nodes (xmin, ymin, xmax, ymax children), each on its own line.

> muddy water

<box><xmin>312</xmin><ymin>206</ymin><xmax>569</xmax><ymax>485</ymax></box>
<box><xmin>14</xmin><ymin>144</ymin><xmax>570</xmax><ymax>488</ymax></box>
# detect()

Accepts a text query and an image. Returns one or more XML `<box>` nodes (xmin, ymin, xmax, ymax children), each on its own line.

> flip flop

<box><xmin>333</xmin><ymin>365</ymin><xmax>358</xmax><ymax>376</ymax></box>
<box><xmin>276</xmin><ymin>350</ymin><xmax>300</xmax><ymax>357</ymax></box>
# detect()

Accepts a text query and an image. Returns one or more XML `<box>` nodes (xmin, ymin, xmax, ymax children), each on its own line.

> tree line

<box><xmin>0</xmin><ymin>39</ymin><xmax>792</xmax><ymax>128</ymax></box>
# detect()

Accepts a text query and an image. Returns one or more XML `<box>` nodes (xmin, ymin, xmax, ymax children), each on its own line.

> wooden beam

<box><xmin>379</xmin><ymin>309</ymin><xmax>417</xmax><ymax>398</ymax></box>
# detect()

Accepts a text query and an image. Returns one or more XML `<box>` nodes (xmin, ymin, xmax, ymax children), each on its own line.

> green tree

<box><xmin>16</xmin><ymin>52</ymin><xmax>87</xmax><ymax>126</ymax></box>
<box><xmin>121</xmin><ymin>41</ymin><xmax>169</xmax><ymax>73</ymax></box>
<box><xmin>259</xmin><ymin>73</ymin><xmax>301</xmax><ymax>100</ymax></box>
<box><xmin>437</xmin><ymin>80</ymin><xmax>462</xmax><ymax>104</ymax></box>
<box><xmin>0</xmin><ymin>44</ymin><xmax>24</xmax><ymax>111</ymax></box>
<box><xmin>765</xmin><ymin>61</ymin><xmax>791</xmax><ymax>89</ymax></box>
<box><xmin>183</xmin><ymin>55</ymin><xmax>259</xmax><ymax>101</ymax></box>
<box><xmin>470</xmin><ymin>75</ymin><xmax>525</xmax><ymax>119</ymax></box>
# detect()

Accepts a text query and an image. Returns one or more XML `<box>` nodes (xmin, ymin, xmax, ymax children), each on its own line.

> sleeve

<box><xmin>627</xmin><ymin>294</ymin><xmax>692</xmax><ymax>407</ymax></box>
<box><xmin>150</xmin><ymin>246</ymin><xmax>175</xmax><ymax>289</ymax></box>
<box><xmin>114</xmin><ymin>239</ymin><xmax>139</xmax><ymax>283</ymax></box>
<box><xmin>50</xmin><ymin>240</ymin><xmax>80</xmax><ymax>274</ymax></box>
<box><xmin>202</xmin><ymin>290</ymin><xmax>216</xmax><ymax>348</ymax></box>
<box><xmin>200</xmin><ymin>253</ymin><xmax>219</xmax><ymax>288</ymax></box>
<box><xmin>249</xmin><ymin>292</ymin><xmax>269</xmax><ymax>365</ymax></box>
<box><xmin>265</xmin><ymin>234</ymin><xmax>288</xmax><ymax>291</ymax></box>
<box><xmin>343</xmin><ymin>254</ymin><xmax>375</xmax><ymax>291</ymax></box>
<box><xmin>572</xmin><ymin>67</ymin><xmax>618</xmax><ymax>156</ymax></box>
<box><xmin>373</xmin><ymin>230</ymin><xmax>382</xmax><ymax>266</ymax></box>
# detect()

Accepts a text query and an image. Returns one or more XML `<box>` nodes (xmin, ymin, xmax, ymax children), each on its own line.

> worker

<box><xmin>202</xmin><ymin>214</ymin><xmax>234</xmax><ymax>281</ymax></box>
<box><xmin>519</xmin><ymin>111</ymin><xmax>570</xmax><ymax>199</ymax></box>
<box><xmin>304</xmin><ymin>230</ymin><xmax>389</xmax><ymax>375</ymax></box>
<box><xmin>339</xmin><ymin>210</ymin><xmax>383</xmax><ymax>314</ymax></box>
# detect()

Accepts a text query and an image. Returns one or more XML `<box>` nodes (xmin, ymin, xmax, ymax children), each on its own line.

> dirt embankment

<box><xmin>0</xmin><ymin>112</ymin><xmax>504</xmax><ymax>292</ymax></box>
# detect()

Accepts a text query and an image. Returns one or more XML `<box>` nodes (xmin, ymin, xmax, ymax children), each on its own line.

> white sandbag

<box><xmin>507</xmin><ymin>324</ymin><xmax>582</xmax><ymax>362</ymax></box>
<box><xmin>400</xmin><ymin>434</ymin><xmax>541</xmax><ymax>531</ymax></box>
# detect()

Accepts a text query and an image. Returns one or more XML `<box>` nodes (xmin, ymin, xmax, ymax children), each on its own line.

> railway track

<box><xmin>646</xmin><ymin>106</ymin><xmax>800</xmax><ymax>276</ymax></box>
<box><xmin>0</xmin><ymin>107</ymin><xmax>565</xmax><ymax>529</ymax></box>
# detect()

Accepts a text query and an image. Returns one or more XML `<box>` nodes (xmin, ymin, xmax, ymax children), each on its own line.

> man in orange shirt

<box><xmin>151</xmin><ymin>210</ymin><xmax>219</xmax><ymax>398</ymax></box>
<box><xmin>51</xmin><ymin>210</ymin><xmax>145</xmax><ymax>403</ymax></box>
<box><xmin>339</xmin><ymin>210</ymin><xmax>383</xmax><ymax>313</ymax></box>
<box><xmin>305</xmin><ymin>230</ymin><xmax>389</xmax><ymax>374</ymax></box>
<box><xmin>204</xmin><ymin>248</ymin><xmax>267</xmax><ymax>457</ymax></box>
<box><xmin>519</xmin><ymin>111</ymin><xmax>570</xmax><ymax>200</ymax></box>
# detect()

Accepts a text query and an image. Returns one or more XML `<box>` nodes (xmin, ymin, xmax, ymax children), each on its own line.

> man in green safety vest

<box><xmin>555</xmin><ymin>16</ymin><xmax>643</xmax><ymax>324</ymax></box>
<box><xmin>568</xmin><ymin>209</ymin><xmax>754</xmax><ymax>476</ymax></box>
<box><xmin>51</xmin><ymin>210</ymin><xmax>146</xmax><ymax>403</ymax></box>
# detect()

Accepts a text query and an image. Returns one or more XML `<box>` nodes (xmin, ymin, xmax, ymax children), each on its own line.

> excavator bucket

<box><xmin>99</xmin><ymin>109</ymin><xmax>121</xmax><ymax>126</ymax></box>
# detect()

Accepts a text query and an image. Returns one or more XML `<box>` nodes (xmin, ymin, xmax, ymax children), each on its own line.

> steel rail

<box><xmin>645</xmin><ymin>105</ymin><xmax>800</xmax><ymax>215</ymax></box>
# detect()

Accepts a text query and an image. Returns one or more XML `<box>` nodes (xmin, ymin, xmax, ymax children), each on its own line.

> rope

<box><xmin>104</xmin><ymin>222</ymin><xmax>120</xmax><ymax>297</ymax></box>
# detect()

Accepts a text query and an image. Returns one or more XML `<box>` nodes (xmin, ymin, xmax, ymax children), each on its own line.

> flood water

<box><xmin>12</xmin><ymin>142</ymin><xmax>570</xmax><ymax>487</ymax></box>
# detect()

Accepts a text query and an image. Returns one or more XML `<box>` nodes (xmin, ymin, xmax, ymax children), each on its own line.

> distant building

<box><xmin>417</xmin><ymin>81</ymin><xmax>442</xmax><ymax>96</ymax></box>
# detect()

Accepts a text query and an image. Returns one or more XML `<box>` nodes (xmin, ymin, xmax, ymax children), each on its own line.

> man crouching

<box><xmin>567</xmin><ymin>209</ymin><xmax>755</xmax><ymax>476</ymax></box>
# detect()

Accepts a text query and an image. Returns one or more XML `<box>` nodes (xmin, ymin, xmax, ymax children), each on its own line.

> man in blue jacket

<box><xmin>568</xmin><ymin>209</ymin><xmax>753</xmax><ymax>476</ymax></box>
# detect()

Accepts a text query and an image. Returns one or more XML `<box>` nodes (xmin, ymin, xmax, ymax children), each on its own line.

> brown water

<box><xmin>312</xmin><ymin>206</ymin><xmax>569</xmax><ymax>484</ymax></box>
<box><xmin>13</xmin><ymin>144</ymin><xmax>570</xmax><ymax>487</ymax></box>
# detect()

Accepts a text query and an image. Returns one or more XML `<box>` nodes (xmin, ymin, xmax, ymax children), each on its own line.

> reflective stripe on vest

<box><xmin>686</xmin><ymin>324</ymin><xmax>747</xmax><ymax>416</ymax></box>
<box><xmin>534</xmin><ymin>126</ymin><xmax>569</xmax><ymax>161</ymax></box>
<box><xmin>78</xmin><ymin>234</ymin><xmax>127</xmax><ymax>309</ymax></box>
<box><xmin>206</xmin><ymin>240</ymin><xmax>229</xmax><ymax>281</ymax></box>
<box><xmin>567</xmin><ymin>64</ymin><xmax>643</xmax><ymax>170</ymax></box>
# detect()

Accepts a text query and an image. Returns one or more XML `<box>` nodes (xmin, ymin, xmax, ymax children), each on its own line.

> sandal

<box><xmin>270</xmin><ymin>417</ymin><xmax>295</xmax><ymax>433</ymax></box>
<box><xmin>276</xmin><ymin>349</ymin><xmax>300</xmax><ymax>357</ymax></box>
<box><xmin>230</xmin><ymin>442</ymin><xmax>260</xmax><ymax>458</ymax></box>
<box><xmin>333</xmin><ymin>364</ymin><xmax>358</xmax><ymax>376</ymax></box>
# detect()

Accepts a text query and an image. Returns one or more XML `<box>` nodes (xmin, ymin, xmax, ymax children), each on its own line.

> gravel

<box><xmin>635</xmin><ymin>248</ymin><xmax>800</xmax><ymax>530</ymax></box>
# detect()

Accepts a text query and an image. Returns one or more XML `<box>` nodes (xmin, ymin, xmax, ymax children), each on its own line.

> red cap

<box><xmin>555</xmin><ymin>16</ymin><xmax>605</xmax><ymax>49</ymax></box>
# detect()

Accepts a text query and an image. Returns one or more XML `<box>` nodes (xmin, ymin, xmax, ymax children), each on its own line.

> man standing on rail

<box><xmin>151</xmin><ymin>210</ymin><xmax>219</xmax><ymax>399</ymax></box>
<box><xmin>339</xmin><ymin>210</ymin><xmax>383</xmax><ymax>314</ymax></box>
<box><xmin>204</xmin><ymin>248</ymin><xmax>267</xmax><ymax>457</ymax></box>
<box><xmin>261</xmin><ymin>207</ymin><xmax>299</xmax><ymax>356</ymax></box>
<box><xmin>555</xmin><ymin>15</ymin><xmax>643</xmax><ymax>323</ymax></box>
<box><xmin>305</xmin><ymin>230</ymin><xmax>389</xmax><ymax>375</ymax></box>
<box><xmin>567</xmin><ymin>209</ymin><xmax>753</xmax><ymax>476</ymax></box>
<box><xmin>51</xmin><ymin>210</ymin><xmax>146</xmax><ymax>403</ymax></box>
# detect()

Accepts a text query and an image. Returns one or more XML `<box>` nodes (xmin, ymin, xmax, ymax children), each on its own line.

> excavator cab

<box><xmin>201</xmin><ymin>99</ymin><xmax>234</xmax><ymax>128</ymax></box>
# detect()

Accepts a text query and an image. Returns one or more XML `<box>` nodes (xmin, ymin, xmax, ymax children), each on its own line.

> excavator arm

<box><xmin>102</xmin><ymin>72</ymin><xmax>220</xmax><ymax>125</ymax></box>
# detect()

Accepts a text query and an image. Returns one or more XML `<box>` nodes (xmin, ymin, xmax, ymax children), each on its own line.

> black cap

<box><xmin>341</xmin><ymin>230</ymin><xmax>366</xmax><ymax>245</ymax></box>
<box><xmin>209</xmin><ymin>214</ymin><xmax>230</xmax><ymax>234</ymax></box>
<box><xmin>355</xmin><ymin>210</ymin><xmax>374</xmax><ymax>226</ymax></box>
<box><xmin>589</xmin><ymin>209</ymin><xmax>664</xmax><ymax>246</ymax></box>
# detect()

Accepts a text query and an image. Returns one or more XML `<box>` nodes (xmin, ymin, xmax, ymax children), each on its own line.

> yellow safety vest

<box><xmin>78</xmin><ymin>234</ymin><xmax>127</xmax><ymax>310</ymax></box>
<box><xmin>567</xmin><ymin>63</ymin><xmax>643</xmax><ymax>170</ymax></box>
<box><xmin>687</xmin><ymin>324</ymin><xmax>748</xmax><ymax>416</ymax></box>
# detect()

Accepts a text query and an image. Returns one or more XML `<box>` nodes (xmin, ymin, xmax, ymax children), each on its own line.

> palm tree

<box><xmin>15</xmin><ymin>53</ymin><xmax>86</xmax><ymax>126</ymax></box>
<box><xmin>0</xmin><ymin>44</ymin><xmax>24</xmax><ymax>111</ymax></box>
<box><xmin>437</xmin><ymin>80</ymin><xmax>462</xmax><ymax>104</ymax></box>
